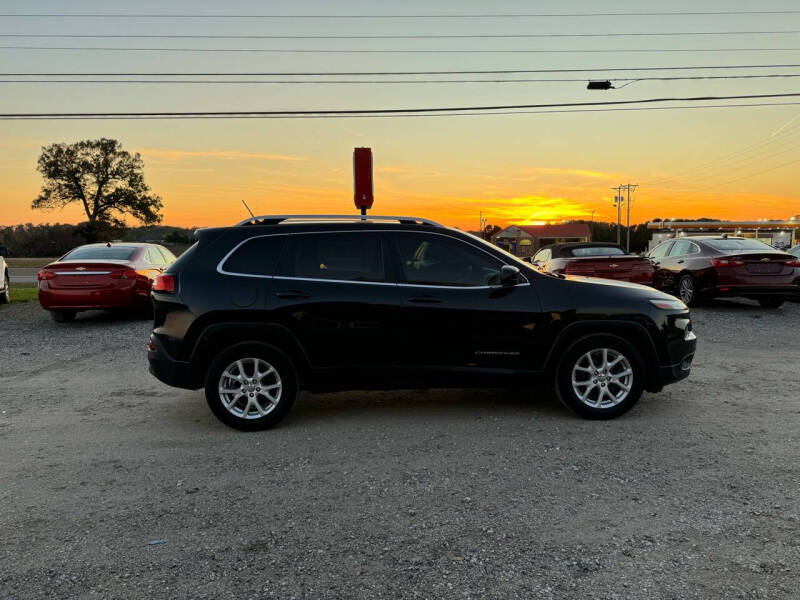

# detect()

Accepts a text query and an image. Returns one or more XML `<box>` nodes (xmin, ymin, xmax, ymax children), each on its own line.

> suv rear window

<box><xmin>706</xmin><ymin>239</ymin><xmax>774</xmax><ymax>252</ymax></box>
<box><xmin>63</xmin><ymin>246</ymin><xmax>138</xmax><ymax>261</ymax></box>
<box><xmin>222</xmin><ymin>236</ymin><xmax>286</xmax><ymax>276</ymax></box>
<box><xmin>277</xmin><ymin>233</ymin><xmax>385</xmax><ymax>282</ymax></box>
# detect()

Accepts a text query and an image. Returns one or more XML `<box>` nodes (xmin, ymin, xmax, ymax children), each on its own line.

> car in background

<box><xmin>0</xmin><ymin>245</ymin><xmax>9</xmax><ymax>305</ymax></box>
<box><xmin>38</xmin><ymin>242</ymin><xmax>176</xmax><ymax>322</ymax></box>
<box><xmin>529</xmin><ymin>242</ymin><xmax>655</xmax><ymax>285</ymax></box>
<box><xmin>647</xmin><ymin>236</ymin><xmax>800</xmax><ymax>308</ymax></box>
<box><xmin>789</xmin><ymin>244</ymin><xmax>800</xmax><ymax>258</ymax></box>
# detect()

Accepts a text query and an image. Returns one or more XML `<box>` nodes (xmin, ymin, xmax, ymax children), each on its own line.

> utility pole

<box><xmin>611</xmin><ymin>186</ymin><xmax>624</xmax><ymax>246</ymax></box>
<box><xmin>479</xmin><ymin>211</ymin><xmax>487</xmax><ymax>238</ymax></box>
<box><xmin>624</xmin><ymin>183</ymin><xmax>638</xmax><ymax>253</ymax></box>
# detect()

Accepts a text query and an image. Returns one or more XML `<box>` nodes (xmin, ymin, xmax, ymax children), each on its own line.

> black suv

<box><xmin>148</xmin><ymin>215</ymin><xmax>696</xmax><ymax>430</ymax></box>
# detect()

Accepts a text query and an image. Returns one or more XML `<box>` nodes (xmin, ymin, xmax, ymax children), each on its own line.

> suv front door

<box><xmin>390</xmin><ymin>231</ymin><xmax>543</xmax><ymax>376</ymax></box>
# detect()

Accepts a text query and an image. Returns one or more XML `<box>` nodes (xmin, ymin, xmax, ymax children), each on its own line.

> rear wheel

<box><xmin>205</xmin><ymin>344</ymin><xmax>298</xmax><ymax>431</ymax></box>
<box><xmin>50</xmin><ymin>310</ymin><xmax>76</xmax><ymax>323</ymax></box>
<box><xmin>556</xmin><ymin>335</ymin><xmax>645</xmax><ymax>419</ymax></box>
<box><xmin>758</xmin><ymin>296</ymin><xmax>784</xmax><ymax>308</ymax></box>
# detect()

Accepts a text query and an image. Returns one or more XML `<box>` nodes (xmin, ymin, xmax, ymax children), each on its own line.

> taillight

<box><xmin>110</xmin><ymin>268</ymin><xmax>138</xmax><ymax>280</ymax></box>
<box><xmin>37</xmin><ymin>270</ymin><xmax>56</xmax><ymax>280</ymax></box>
<box><xmin>711</xmin><ymin>258</ymin><xmax>744</xmax><ymax>267</ymax></box>
<box><xmin>565</xmin><ymin>264</ymin><xmax>596</xmax><ymax>275</ymax></box>
<box><xmin>786</xmin><ymin>258</ymin><xmax>800</xmax><ymax>267</ymax></box>
<box><xmin>153</xmin><ymin>274</ymin><xmax>175</xmax><ymax>292</ymax></box>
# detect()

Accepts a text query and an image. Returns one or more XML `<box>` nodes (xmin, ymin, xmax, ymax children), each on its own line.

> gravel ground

<box><xmin>1</xmin><ymin>300</ymin><xmax>799</xmax><ymax>599</ymax></box>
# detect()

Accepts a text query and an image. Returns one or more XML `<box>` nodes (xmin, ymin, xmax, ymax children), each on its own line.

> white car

<box><xmin>0</xmin><ymin>245</ymin><xmax>9</xmax><ymax>304</ymax></box>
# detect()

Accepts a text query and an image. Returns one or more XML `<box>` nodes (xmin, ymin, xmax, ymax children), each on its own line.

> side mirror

<box><xmin>500</xmin><ymin>265</ymin><xmax>521</xmax><ymax>286</ymax></box>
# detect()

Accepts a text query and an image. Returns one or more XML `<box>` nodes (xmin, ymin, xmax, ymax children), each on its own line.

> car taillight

<box><xmin>37</xmin><ymin>270</ymin><xmax>56</xmax><ymax>280</ymax></box>
<box><xmin>785</xmin><ymin>258</ymin><xmax>800</xmax><ymax>267</ymax></box>
<box><xmin>711</xmin><ymin>258</ymin><xmax>744</xmax><ymax>267</ymax></box>
<box><xmin>110</xmin><ymin>268</ymin><xmax>138</xmax><ymax>280</ymax></box>
<box><xmin>153</xmin><ymin>274</ymin><xmax>175</xmax><ymax>292</ymax></box>
<box><xmin>565</xmin><ymin>264</ymin><xmax>596</xmax><ymax>275</ymax></box>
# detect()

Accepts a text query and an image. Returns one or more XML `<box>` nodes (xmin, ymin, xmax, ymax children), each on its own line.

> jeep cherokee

<box><xmin>148</xmin><ymin>215</ymin><xmax>696</xmax><ymax>430</ymax></box>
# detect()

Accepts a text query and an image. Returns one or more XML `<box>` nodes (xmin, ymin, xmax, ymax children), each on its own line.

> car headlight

<box><xmin>649</xmin><ymin>298</ymin><xmax>688</xmax><ymax>310</ymax></box>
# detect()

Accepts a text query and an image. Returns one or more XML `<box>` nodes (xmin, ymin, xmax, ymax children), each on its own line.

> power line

<box><xmin>5</xmin><ymin>74</ymin><xmax>800</xmax><ymax>85</ymax></box>
<box><xmin>3</xmin><ymin>92</ymin><xmax>800</xmax><ymax>119</ymax></box>
<box><xmin>2</xmin><ymin>10</ymin><xmax>800</xmax><ymax>18</ymax></box>
<box><xmin>4</xmin><ymin>30</ymin><xmax>800</xmax><ymax>39</ymax></box>
<box><xmin>5</xmin><ymin>45</ymin><xmax>800</xmax><ymax>53</ymax></box>
<box><xmin>3</xmin><ymin>101</ymin><xmax>799</xmax><ymax>120</ymax></box>
<box><xmin>691</xmin><ymin>159</ymin><xmax>800</xmax><ymax>192</ymax></box>
<box><xmin>5</xmin><ymin>64</ymin><xmax>800</xmax><ymax>76</ymax></box>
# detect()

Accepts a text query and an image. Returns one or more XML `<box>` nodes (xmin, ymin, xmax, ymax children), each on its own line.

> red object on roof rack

<box><xmin>353</xmin><ymin>147</ymin><xmax>373</xmax><ymax>214</ymax></box>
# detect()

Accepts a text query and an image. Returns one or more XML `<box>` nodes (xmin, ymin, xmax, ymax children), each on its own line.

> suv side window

<box><xmin>533</xmin><ymin>249</ymin><xmax>551</xmax><ymax>263</ymax></box>
<box><xmin>222</xmin><ymin>236</ymin><xmax>286</xmax><ymax>276</ymax></box>
<box><xmin>395</xmin><ymin>233</ymin><xmax>504</xmax><ymax>287</ymax></box>
<box><xmin>648</xmin><ymin>242</ymin><xmax>672</xmax><ymax>259</ymax></box>
<box><xmin>277</xmin><ymin>232</ymin><xmax>385</xmax><ymax>283</ymax></box>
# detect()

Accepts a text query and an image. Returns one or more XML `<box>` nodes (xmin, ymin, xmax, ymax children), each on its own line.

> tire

<box><xmin>205</xmin><ymin>343</ymin><xmax>298</xmax><ymax>431</ymax></box>
<box><xmin>555</xmin><ymin>334</ymin><xmax>645</xmax><ymax>420</ymax></box>
<box><xmin>676</xmin><ymin>273</ymin><xmax>701</xmax><ymax>307</ymax></box>
<box><xmin>0</xmin><ymin>272</ymin><xmax>9</xmax><ymax>304</ymax></box>
<box><xmin>50</xmin><ymin>310</ymin><xmax>77</xmax><ymax>323</ymax></box>
<box><xmin>758</xmin><ymin>297</ymin><xmax>784</xmax><ymax>308</ymax></box>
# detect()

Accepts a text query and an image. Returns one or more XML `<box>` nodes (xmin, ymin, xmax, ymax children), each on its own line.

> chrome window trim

<box><xmin>216</xmin><ymin>229</ymin><xmax>529</xmax><ymax>288</ymax></box>
<box><xmin>53</xmin><ymin>271</ymin><xmax>112</xmax><ymax>275</ymax></box>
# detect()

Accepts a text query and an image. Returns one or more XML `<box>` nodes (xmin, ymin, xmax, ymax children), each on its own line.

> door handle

<box><xmin>408</xmin><ymin>295</ymin><xmax>442</xmax><ymax>304</ymax></box>
<box><xmin>677</xmin><ymin>259</ymin><xmax>685</xmax><ymax>264</ymax></box>
<box><xmin>276</xmin><ymin>290</ymin><xmax>310</xmax><ymax>300</ymax></box>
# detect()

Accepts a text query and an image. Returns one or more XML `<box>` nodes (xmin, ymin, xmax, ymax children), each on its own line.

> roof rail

<box><xmin>235</xmin><ymin>214</ymin><xmax>443</xmax><ymax>227</ymax></box>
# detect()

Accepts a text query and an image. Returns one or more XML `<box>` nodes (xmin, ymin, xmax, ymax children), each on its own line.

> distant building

<box><xmin>647</xmin><ymin>219</ymin><xmax>800</xmax><ymax>251</ymax></box>
<box><xmin>493</xmin><ymin>223</ymin><xmax>592</xmax><ymax>257</ymax></box>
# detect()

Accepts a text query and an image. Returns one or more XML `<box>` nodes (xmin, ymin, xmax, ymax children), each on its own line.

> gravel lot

<box><xmin>1</xmin><ymin>300</ymin><xmax>799</xmax><ymax>599</ymax></box>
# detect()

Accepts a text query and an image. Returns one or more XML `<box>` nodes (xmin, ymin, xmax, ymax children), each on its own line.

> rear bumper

<box><xmin>147</xmin><ymin>333</ymin><xmax>200</xmax><ymax>390</ymax></box>
<box><xmin>39</xmin><ymin>281</ymin><xmax>151</xmax><ymax>310</ymax></box>
<box><xmin>707</xmin><ymin>284</ymin><xmax>800</xmax><ymax>299</ymax></box>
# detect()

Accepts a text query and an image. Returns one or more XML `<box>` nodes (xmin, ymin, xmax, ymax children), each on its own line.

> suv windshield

<box><xmin>706</xmin><ymin>239</ymin><xmax>775</xmax><ymax>252</ymax></box>
<box><xmin>62</xmin><ymin>246</ymin><xmax>138</xmax><ymax>261</ymax></box>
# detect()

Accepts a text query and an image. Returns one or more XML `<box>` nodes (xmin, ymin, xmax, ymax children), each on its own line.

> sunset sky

<box><xmin>1</xmin><ymin>0</ymin><xmax>799</xmax><ymax>230</ymax></box>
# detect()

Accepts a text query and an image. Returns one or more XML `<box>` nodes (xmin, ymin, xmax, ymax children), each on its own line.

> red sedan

<box><xmin>38</xmin><ymin>243</ymin><xmax>176</xmax><ymax>322</ymax></box>
<box><xmin>529</xmin><ymin>242</ymin><xmax>655</xmax><ymax>285</ymax></box>
<box><xmin>648</xmin><ymin>236</ymin><xmax>800</xmax><ymax>307</ymax></box>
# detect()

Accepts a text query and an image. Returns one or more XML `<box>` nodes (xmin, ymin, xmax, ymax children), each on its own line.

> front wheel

<box><xmin>0</xmin><ymin>272</ymin><xmax>9</xmax><ymax>304</ymax></box>
<box><xmin>758</xmin><ymin>297</ymin><xmax>784</xmax><ymax>308</ymax></box>
<box><xmin>556</xmin><ymin>335</ymin><xmax>645</xmax><ymax>419</ymax></box>
<box><xmin>205</xmin><ymin>344</ymin><xmax>298</xmax><ymax>431</ymax></box>
<box><xmin>676</xmin><ymin>273</ymin><xmax>706</xmax><ymax>307</ymax></box>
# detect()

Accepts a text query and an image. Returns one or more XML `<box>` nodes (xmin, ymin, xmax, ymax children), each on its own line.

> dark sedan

<box><xmin>648</xmin><ymin>236</ymin><xmax>800</xmax><ymax>307</ymax></box>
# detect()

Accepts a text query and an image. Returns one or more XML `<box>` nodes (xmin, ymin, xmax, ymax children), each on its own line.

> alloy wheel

<box><xmin>570</xmin><ymin>348</ymin><xmax>634</xmax><ymax>409</ymax></box>
<box><xmin>678</xmin><ymin>276</ymin><xmax>694</xmax><ymax>304</ymax></box>
<box><xmin>218</xmin><ymin>357</ymin><xmax>282</xmax><ymax>420</ymax></box>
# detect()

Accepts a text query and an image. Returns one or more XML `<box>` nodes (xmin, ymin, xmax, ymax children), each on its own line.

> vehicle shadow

<box><xmin>284</xmin><ymin>387</ymin><xmax>567</xmax><ymax>427</ymax></box>
<box><xmin>698</xmin><ymin>298</ymin><xmax>780</xmax><ymax>311</ymax></box>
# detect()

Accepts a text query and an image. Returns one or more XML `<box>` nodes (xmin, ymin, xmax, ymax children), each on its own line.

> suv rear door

<box><xmin>389</xmin><ymin>231</ymin><xmax>543</xmax><ymax>374</ymax></box>
<box><xmin>269</xmin><ymin>231</ymin><xmax>401</xmax><ymax>371</ymax></box>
